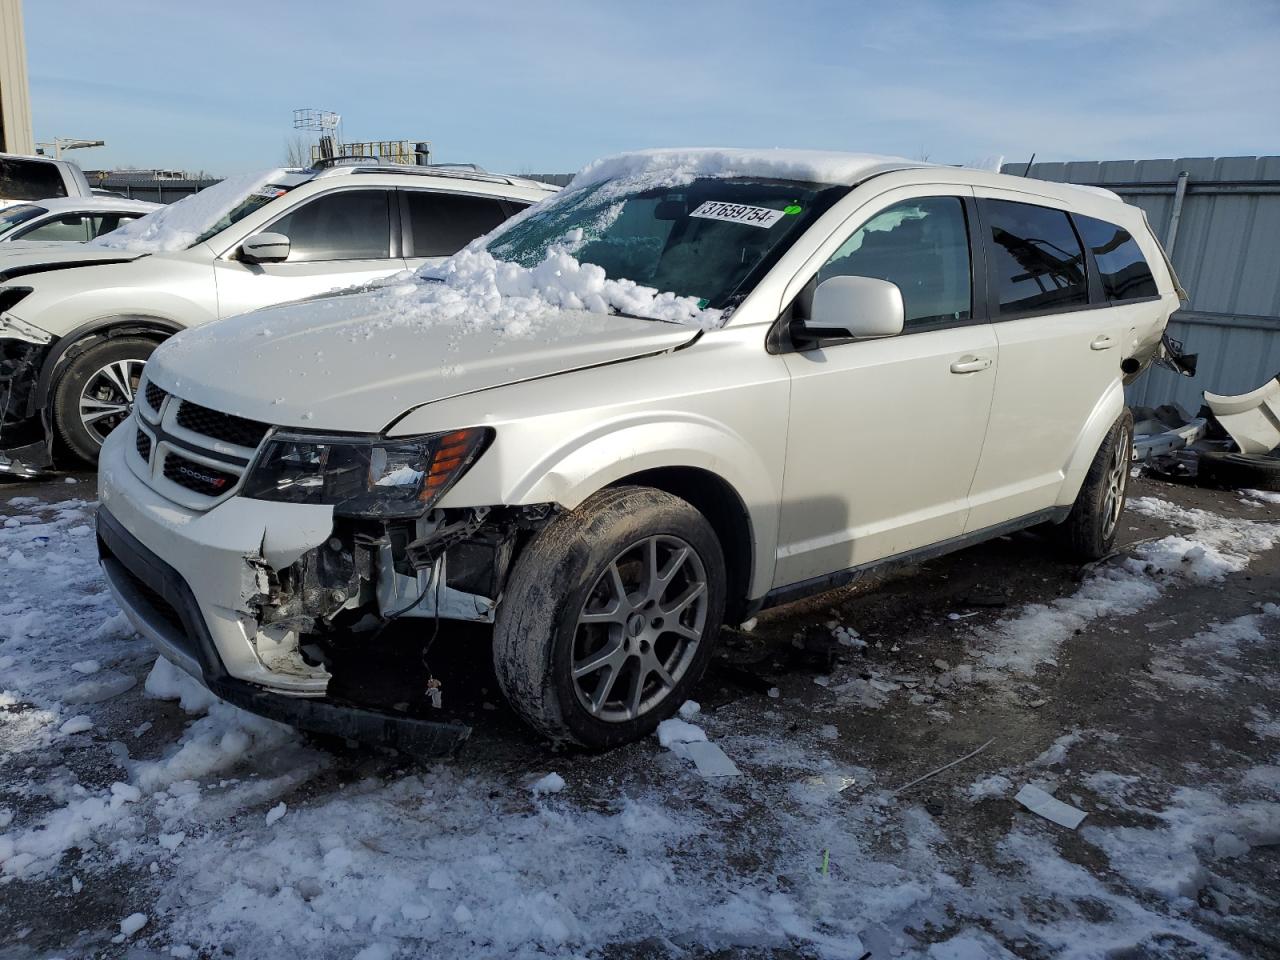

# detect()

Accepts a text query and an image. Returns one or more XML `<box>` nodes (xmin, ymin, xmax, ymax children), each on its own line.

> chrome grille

<box><xmin>175</xmin><ymin>401</ymin><xmax>270</xmax><ymax>449</ymax></box>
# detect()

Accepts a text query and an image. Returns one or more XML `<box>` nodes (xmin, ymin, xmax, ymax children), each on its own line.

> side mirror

<box><xmin>792</xmin><ymin>275</ymin><xmax>904</xmax><ymax>345</ymax></box>
<box><xmin>240</xmin><ymin>232</ymin><xmax>290</xmax><ymax>264</ymax></box>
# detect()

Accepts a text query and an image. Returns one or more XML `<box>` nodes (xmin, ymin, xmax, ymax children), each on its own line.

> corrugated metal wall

<box><xmin>1002</xmin><ymin>156</ymin><xmax>1280</xmax><ymax>412</ymax></box>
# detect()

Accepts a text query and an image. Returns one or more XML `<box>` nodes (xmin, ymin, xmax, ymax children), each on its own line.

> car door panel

<box><xmin>212</xmin><ymin>188</ymin><xmax>406</xmax><ymax>319</ymax></box>
<box><xmin>775</xmin><ymin>188</ymin><xmax>997</xmax><ymax>588</ymax></box>
<box><xmin>965</xmin><ymin>193</ymin><xmax>1128</xmax><ymax>531</ymax></box>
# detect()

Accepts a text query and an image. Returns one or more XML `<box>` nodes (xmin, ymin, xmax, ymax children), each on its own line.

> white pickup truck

<box><xmin>0</xmin><ymin>152</ymin><xmax>94</xmax><ymax>210</ymax></box>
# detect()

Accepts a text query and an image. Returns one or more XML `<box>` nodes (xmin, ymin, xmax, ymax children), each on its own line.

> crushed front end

<box><xmin>0</xmin><ymin>289</ymin><xmax>55</xmax><ymax>476</ymax></box>
<box><xmin>96</xmin><ymin>379</ymin><xmax>552</xmax><ymax>755</ymax></box>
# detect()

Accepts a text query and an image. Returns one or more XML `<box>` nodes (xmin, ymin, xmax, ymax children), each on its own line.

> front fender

<box><xmin>434</xmin><ymin>410</ymin><xmax>784</xmax><ymax>598</ymax></box>
<box><xmin>1056</xmin><ymin>379</ymin><xmax>1126</xmax><ymax>506</ymax></box>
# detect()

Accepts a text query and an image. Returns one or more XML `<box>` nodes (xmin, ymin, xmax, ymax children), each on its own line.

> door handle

<box><xmin>949</xmin><ymin>356</ymin><xmax>992</xmax><ymax>374</ymax></box>
<box><xmin>1090</xmin><ymin>335</ymin><xmax>1116</xmax><ymax>351</ymax></box>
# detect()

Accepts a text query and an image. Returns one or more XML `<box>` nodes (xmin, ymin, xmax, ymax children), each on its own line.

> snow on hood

<box><xmin>570</xmin><ymin>147</ymin><xmax>924</xmax><ymax>193</ymax></box>
<box><xmin>146</xmin><ymin>276</ymin><xmax>698</xmax><ymax>432</ymax></box>
<box><xmin>87</xmin><ymin>169</ymin><xmax>286</xmax><ymax>253</ymax></box>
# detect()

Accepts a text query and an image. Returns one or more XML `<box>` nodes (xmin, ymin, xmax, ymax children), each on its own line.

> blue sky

<box><xmin>23</xmin><ymin>0</ymin><xmax>1280</xmax><ymax>177</ymax></box>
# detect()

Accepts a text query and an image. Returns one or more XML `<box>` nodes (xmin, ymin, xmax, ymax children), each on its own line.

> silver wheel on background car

<box><xmin>78</xmin><ymin>358</ymin><xmax>145</xmax><ymax>445</ymax></box>
<box><xmin>1101</xmin><ymin>426</ymin><xmax>1130</xmax><ymax>541</ymax></box>
<box><xmin>571</xmin><ymin>534</ymin><xmax>709</xmax><ymax>723</ymax></box>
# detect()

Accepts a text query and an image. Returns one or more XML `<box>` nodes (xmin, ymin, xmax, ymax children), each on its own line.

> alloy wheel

<box><xmin>79</xmin><ymin>358</ymin><xmax>145</xmax><ymax>445</ymax></box>
<box><xmin>571</xmin><ymin>534</ymin><xmax>708</xmax><ymax>723</ymax></box>
<box><xmin>1101</xmin><ymin>427</ymin><xmax>1130</xmax><ymax>540</ymax></box>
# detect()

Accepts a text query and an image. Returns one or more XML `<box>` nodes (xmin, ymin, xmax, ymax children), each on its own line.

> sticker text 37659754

<box><xmin>689</xmin><ymin>201</ymin><xmax>785</xmax><ymax>229</ymax></box>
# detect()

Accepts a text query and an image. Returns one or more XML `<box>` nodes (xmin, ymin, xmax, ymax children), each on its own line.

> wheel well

<box><xmin>615</xmin><ymin>467</ymin><xmax>754</xmax><ymax>625</ymax></box>
<box><xmin>39</xmin><ymin>319</ymin><xmax>175</xmax><ymax>404</ymax></box>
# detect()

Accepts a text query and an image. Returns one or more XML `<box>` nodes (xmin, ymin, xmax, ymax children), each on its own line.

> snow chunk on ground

<box><xmin>265</xmin><ymin>802</ymin><xmax>287</xmax><ymax>825</ymax></box>
<box><xmin>70</xmin><ymin>660</ymin><xmax>100</xmax><ymax>675</ymax></box>
<box><xmin>58</xmin><ymin>715</ymin><xmax>93</xmax><ymax>736</ymax></box>
<box><xmin>144</xmin><ymin>657</ymin><xmax>217</xmax><ymax>715</ymax></box>
<box><xmin>119</xmin><ymin>912</ymin><xmax>148</xmax><ymax>936</ymax></box>
<box><xmin>656</xmin><ymin>718</ymin><xmax>707</xmax><ymax>748</ymax></box>
<box><xmin>530</xmin><ymin>773</ymin><xmax>565</xmax><ymax>795</ymax></box>
<box><xmin>90</xmin><ymin>169</ymin><xmax>285</xmax><ymax>253</ymax></box>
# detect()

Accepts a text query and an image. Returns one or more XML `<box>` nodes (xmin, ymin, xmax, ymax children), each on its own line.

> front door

<box><xmin>213</xmin><ymin>188</ymin><xmax>406</xmax><ymax>319</ymax></box>
<box><xmin>775</xmin><ymin>190</ymin><xmax>997</xmax><ymax>588</ymax></box>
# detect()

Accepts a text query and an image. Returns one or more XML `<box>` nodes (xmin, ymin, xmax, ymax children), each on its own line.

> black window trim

<box><xmin>769</xmin><ymin>192</ymin><xmax>989</xmax><ymax>355</ymax></box>
<box><xmin>244</xmin><ymin>184</ymin><xmax>399</xmax><ymax>264</ymax></box>
<box><xmin>398</xmin><ymin>186</ymin><xmax>526</xmax><ymax>259</ymax></box>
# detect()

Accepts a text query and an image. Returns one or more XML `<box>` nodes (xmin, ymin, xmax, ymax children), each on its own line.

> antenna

<box><xmin>1022</xmin><ymin>152</ymin><xmax>1036</xmax><ymax>177</ymax></box>
<box><xmin>293</xmin><ymin>108</ymin><xmax>342</xmax><ymax>164</ymax></box>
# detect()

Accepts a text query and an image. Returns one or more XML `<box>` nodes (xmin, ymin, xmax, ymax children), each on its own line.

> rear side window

<box><xmin>818</xmin><ymin>196</ymin><xmax>972</xmax><ymax>330</ymax></box>
<box><xmin>268</xmin><ymin>189</ymin><xmax>392</xmax><ymax>262</ymax></box>
<box><xmin>406</xmin><ymin>191</ymin><xmax>509</xmax><ymax>257</ymax></box>
<box><xmin>18</xmin><ymin>215</ymin><xmax>91</xmax><ymax>242</ymax></box>
<box><xmin>984</xmin><ymin>200</ymin><xmax>1088</xmax><ymax>316</ymax></box>
<box><xmin>0</xmin><ymin>158</ymin><xmax>67</xmax><ymax>201</ymax></box>
<box><xmin>1074</xmin><ymin>215</ymin><xmax>1158</xmax><ymax>301</ymax></box>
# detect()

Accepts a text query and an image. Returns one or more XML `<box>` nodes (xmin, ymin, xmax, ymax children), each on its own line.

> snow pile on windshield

<box><xmin>89</xmin><ymin>169</ymin><xmax>286</xmax><ymax>254</ymax></box>
<box><xmin>383</xmin><ymin>240</ymin><xmax>723</xmax><ymax>331</ymax></box>
<box><xmin>570</xmin><ymin>147</ymin><xmax>920</xmax><ymax>193</ymax></box>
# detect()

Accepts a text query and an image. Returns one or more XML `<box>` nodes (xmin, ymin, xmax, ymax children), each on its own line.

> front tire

<box><xmin>493</xmin><ymin>486</ymin><xmax>727</xmax><ymax>748</ymax></box>
<box><xmin>52</xmin><ymin>336</ymin><xmax>158</xmax><ymax>465</ymax></box>
<box><xmin>1057</xmin><ymin>409</ymin><xmax>1133</xmax><ymax>561</ymax></box>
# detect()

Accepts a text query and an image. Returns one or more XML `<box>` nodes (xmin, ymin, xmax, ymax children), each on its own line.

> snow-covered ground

<box><xmin>1</xmin><ymin>480</ymin><xmax>1278</xmax><ymax>959</ymax></box>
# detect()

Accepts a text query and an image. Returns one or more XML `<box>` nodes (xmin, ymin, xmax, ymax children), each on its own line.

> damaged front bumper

<box><xmin>0</xmin><ymin>327</ymin><xmax>55</xmax><ymax>477</ymax></box>
<box><xmin>96</xmin><ymin>424</ymin><xmax>548</xmax><ymax>753</ymax></box>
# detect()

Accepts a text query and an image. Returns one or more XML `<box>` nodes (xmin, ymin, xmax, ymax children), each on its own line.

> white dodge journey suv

<box><xmin>97</xmin><ymin>148</ymin><xmax>1188</xmax><ymax>752</ymax></box>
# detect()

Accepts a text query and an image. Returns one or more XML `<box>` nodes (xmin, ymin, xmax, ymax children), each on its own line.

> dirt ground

<box><xmin>0</xmin><ymin>470</ymin><xmax>1277</xmax><ymax>959</ymax></box>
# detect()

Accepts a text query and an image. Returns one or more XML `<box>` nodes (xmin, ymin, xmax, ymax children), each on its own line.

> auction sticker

<box><xmin>689</xmin><ymin>201</ymin><xmax>784</xmax><ymax>228</ymax></box>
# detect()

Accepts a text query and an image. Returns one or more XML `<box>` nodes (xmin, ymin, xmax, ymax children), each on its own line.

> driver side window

<box><xmin>818</xmin><ymin>196</ymin><xmax>972</xmax><ymax>330</ymax></box>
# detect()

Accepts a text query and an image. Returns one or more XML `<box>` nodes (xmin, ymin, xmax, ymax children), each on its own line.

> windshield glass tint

<box><xmin>0</xmin><ymin>204</ymin><xmax>46</xmax><ymax>237</ymax></box>
<box><xmin>486</xmin><ymin>177</ymin><xmax>841</xmax><ymax>309</ymax></box>
<box><xmin>192</xmin><ymin>185</ymin><xmax>294</xmax><ymax>246</ymax></box>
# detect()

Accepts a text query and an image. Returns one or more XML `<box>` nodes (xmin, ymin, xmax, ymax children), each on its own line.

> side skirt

<box><xmin>754</xmin><ymin>507</ymin><xmax>1070</xmax><ymax>613</ymax></box>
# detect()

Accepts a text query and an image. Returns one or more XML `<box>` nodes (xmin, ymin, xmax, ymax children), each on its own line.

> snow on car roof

<box><xmin>87</xmin><ymin>168</ymin><xmax>296</xmax><ymax>253</ymax></box>
<box><xmin>569</xmin><ymin>147</ymin><xmax>928</xmax><ymax>191</ymax></box>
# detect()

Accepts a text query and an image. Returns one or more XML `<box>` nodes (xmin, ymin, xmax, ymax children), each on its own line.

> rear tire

<box><xmin>1057</xmin><ymin>410</ymin><xmax>1133</xmax><ymax>562</ymax></box>
<box><xmin>493</xmin><ymin>486</ymin><xmax>726</xmax><ymax>749</ymax></box>
<box><xmin>1198</xmin><ymin>451</ymin><xmax>1280</xmax><ymax>492</ymax></box>
<box><xmin>52</xmin><ymin>336</ymin><xmax>158</xmax><ymax>465</ymax></box>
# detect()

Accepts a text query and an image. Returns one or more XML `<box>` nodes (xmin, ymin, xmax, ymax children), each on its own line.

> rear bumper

<box><xmin>97</xmin><ymin>506</ymin><xmax>472</xmax><ymax>755</ymax></box>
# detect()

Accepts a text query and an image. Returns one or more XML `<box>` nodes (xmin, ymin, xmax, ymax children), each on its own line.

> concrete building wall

<box><xmin>0</xmin><ymin>0</ymin><xmax>34</xmax><ymax>155</ymax></box>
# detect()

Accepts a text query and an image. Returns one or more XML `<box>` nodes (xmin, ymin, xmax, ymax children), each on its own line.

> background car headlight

<box><xmin>241</xmin><ymin>427</ymin><xmax>492</xmax><ymax>517</ymax></box>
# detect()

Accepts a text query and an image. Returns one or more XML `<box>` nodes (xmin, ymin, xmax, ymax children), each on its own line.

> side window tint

<box><xmin>0</xmin><ymin>158</ymin><xmax>67</xmax><ymax>200</ymax></box>
<box><xmin>818</xmin><ymin>196</ymin><xmax>971</xmax><ymax>329</ymax></box>
<box><xmin>18</xmin><ymin>215</ymin><xmax>90</xmax><ymax>242</ymax></box>
<box><xmin>1074</xmin><ymin>214</ymin><xmax>1158</xmax><ymax>301</ymax></box>
<box><xmin>985</xmin><ymin>200</ymin><xmax>1088</xmax><ymax>315</ymax></box>
<box><xmin>406</xmin><ymin>192</ymin><xmax>510</xmax><ymax>257</ymax></box>
<box><xmin>268</xmin><ymin>190</ymin><xmax>392</xmax><ymax>262</ymax></box>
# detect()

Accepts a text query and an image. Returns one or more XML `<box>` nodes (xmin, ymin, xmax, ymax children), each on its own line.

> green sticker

<box><xmin>784</xmin><ymin>204</ymin><xmax>803</xmax><ymax>215</ymax></box>
<box><xmin>697</xmin><ymin>298</ymin><xmax>710</xmax><ymax>309</ymax></box>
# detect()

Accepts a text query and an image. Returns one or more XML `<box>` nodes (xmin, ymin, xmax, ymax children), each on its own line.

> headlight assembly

<box><xmin>241</xmin><ymin>427</ymin><xmax>492</xmax><ymax>518</ymax></box>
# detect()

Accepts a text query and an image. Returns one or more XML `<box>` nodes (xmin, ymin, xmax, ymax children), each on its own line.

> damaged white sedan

<box><xmin>96</xmin><ymin>148</ymin><xmax>1185</xmax><ymax>751</ymax></box>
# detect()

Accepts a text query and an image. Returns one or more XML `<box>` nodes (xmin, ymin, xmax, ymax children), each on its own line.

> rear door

<box><xmin>964</xmin><ymin>194</ymin><xmax>1129</xmax><ymax>531</ymax></box>
<box><xmin>775</xmin><ymin>188</ymin><xmax>998</xmax><ymax>587</ymax></box>
<box><xmin>212</xmin><ymin>187</ymin><xmax>406</xmax><ymax>318</ymax></box>
<box><xmin>400</xmin><ymin>189</ymin><xmax>519</xmax><ymax>271</ymax></box>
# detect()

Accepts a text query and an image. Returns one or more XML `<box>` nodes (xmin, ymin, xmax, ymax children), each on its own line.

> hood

<box><xmin>146</xmin><ymin>287</ymin><xmax>699</xmax><ymax>433</ymax></box>
<box><xmin>0</xmin><ymin>243</ymin><xmax>142</xmax><ymax>282</ymax></box>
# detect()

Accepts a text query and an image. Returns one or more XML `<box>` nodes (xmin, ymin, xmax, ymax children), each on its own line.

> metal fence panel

<box><xmin>1002</xmin><ymin>156</ymin><xmax>1280</xmax><ymax>412</ymax></box>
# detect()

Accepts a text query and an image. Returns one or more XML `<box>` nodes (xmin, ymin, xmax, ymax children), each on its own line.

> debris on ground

<box><xmin>1014</xmin><ymin>784</ymin><xmax>1088</xmax><ymax>829</ymax></box>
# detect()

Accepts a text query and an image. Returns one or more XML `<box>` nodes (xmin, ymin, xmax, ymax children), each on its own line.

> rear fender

<box><xmin>1056</xmin><ymin>379</ymin><xmax>1126</xmax><ymax>507</ymax></box>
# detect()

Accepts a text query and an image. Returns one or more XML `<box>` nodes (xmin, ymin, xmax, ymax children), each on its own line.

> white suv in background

<box><xmin>0</xmin><ymin>164</ymin><xmax>555</xmax><ymax>473</ymax></box>
<box><xmin>0</xmin><ymin>196</ymin><xmax>160</xmax><ymax>243</ymax></box>
<box><xmin>0</xmin><ymin>152</ymin><xmax>94</xmax><ymax>209</ymax></box>
<box><xmin>97</xmin><ymin>148</ymin><xmax>1188</xmax><ymax>753</ymax></box>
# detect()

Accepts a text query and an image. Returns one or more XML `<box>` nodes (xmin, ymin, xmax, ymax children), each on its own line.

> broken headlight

<box><xmin>242</xmin><ymin>428</ymin><xmax>492</xmax><ymax>518</ymax></box>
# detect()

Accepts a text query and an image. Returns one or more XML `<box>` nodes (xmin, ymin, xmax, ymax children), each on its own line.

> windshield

<box><xmin>190</xmin><ymin>185</ymin><xmax>294</xmax><ymax>246</ymax></box>
<box><xmin>486</xmin><ymin>177</ymin><xmax>846</xmax><ymax>312</ymax></box>
<box><xmin>0</xmin><ymin>204</ymin><xmax>46</xmax><ymax>238</ymax></box>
